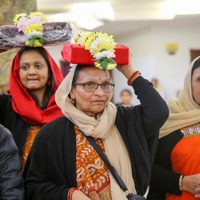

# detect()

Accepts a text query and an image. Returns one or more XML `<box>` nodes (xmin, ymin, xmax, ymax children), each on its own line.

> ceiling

<box><xmin>37</xmin><ymin>0</ymin><xmax>200</xmax><ymax>37</ymax></box>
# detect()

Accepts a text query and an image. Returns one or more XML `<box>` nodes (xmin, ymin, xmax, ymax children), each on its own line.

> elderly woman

<box><xmin>23</xmin><ymin>47</ymin><xmax>168</xmax><ymax>200</ymax></box>
<box><xmin>0</xmin><ymin>47</ymin><xmax>63</xmax><ymax>171</ymax></box>
<box><xmin>147</xmin><ymin>56</ymin><xmax>200</xmax><ymax>200</ymax></box>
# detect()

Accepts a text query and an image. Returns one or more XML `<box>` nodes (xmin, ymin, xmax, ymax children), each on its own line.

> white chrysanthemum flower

<box><xmin>90</xmin><ymin>36</ymin><xmax>102</xmax><ymax>55</ymax></box>
<box><xmin>95</xmin><ymin>51</ymin><xmax>116</xmax><ymax>59</ymax></box>
<box><xmin>76</xmin><ymin>31</ymin><xmax>88</xmax><ymax>45</ymax></box>
<box><xmin>26</xmin><ymin>32</ymin><xmax>43</xmax><ymax>38</ymax></box>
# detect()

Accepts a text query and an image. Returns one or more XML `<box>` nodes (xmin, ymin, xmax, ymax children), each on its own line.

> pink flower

<box><xmin>29</xmin><ymin>16</ymin><xmax>45</xmax><ymax>25</ymax></box>
<box><xmin>17</xmin><ymin>16</ymin><xmax>29</xmax><ymax>32</ymax></box>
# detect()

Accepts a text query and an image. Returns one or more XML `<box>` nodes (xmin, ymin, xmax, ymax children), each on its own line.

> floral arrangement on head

<box><xmin>74</xmin><ymin>31</ymin><xmax>117</xmax><ymax>71</ymax></box>
<box><xmin>13</xmin><ymin>12</ymin><xmax>47</xmax><ymax>47</ymax></box>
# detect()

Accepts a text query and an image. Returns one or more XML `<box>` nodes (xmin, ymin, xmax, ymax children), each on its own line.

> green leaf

<box><xmin>93</xmin><ymin>59</ymin><xmax>101</xmax><ymax>63</ymax></box>
<box><xmin>108</xmin><ymin>58</ymin><xmax>117</xmax><ymax>64</ymax></box>
<box><xmin>101</xmin><ymin>61</ymin><xmax>108</xmax><ymax>71</ymax></box>
<box><xmin>100</xmin><ymin>48</ymin><xmax>106</xmax><ymax>52</ymax></box>
<box><xmin>101</xmin><ymin>57</ymin><xmax>108</xmax><ymax>62</ymax></box>
<box><xmin>29</xmin><ymin>39</ymin><xmax>35</xmax><ymax>47</ymax></box>
<box><xmin>38</xmin><ymin>37</ymin><xmax>44</xmax><ymax>44</ymax></box>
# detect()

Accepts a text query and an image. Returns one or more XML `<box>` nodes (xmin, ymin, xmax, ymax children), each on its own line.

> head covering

<box><xmin>7</xmin><ymin>47</ymin><xmax>64</xmax><ymax>125</ymax></box>
<box><xmin>160</xmin><ymin>56</ymin><xmax>200</xmax><ymax>138</ymax></box>
<box><xmin>55</xmin><ymin>64</ymin><xmax>136</xmax><ymax>199</ymax></box>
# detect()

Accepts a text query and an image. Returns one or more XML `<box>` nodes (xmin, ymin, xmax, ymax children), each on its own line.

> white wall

<box><xmin>153</xmin><ymin>27</ymin><xmax>200</xmax><ymax>101</ymax></box>
<box><xmin>114</xmin><ymin>29</ymin><xmax>154</xmax><ymax>105</ymax></box>
<box><xmin>45</xmin><ymin>45</ymin><xmax>64</xmax><ymax>67</ymax></box>
<box><xmin>113</xmin><ymin>26</ymin><xmax>200</xmax><ymax>105</ymax></box>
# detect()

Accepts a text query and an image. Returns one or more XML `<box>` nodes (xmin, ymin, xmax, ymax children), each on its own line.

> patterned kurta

<box><xmin>75</xmin><ymin>127</ymin><xmax>112</xmax><ymax>200</ymax></box>
<box><xmin>21</xmin><ymin>125</ymin><xmax>42</xmax><ymax>172</ymax></box>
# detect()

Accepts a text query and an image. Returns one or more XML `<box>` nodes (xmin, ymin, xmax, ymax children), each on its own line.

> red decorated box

<box><xmin>61</xmin><ymin>44</ymin><xmax>129</xmax><ymax>65</ymax></box>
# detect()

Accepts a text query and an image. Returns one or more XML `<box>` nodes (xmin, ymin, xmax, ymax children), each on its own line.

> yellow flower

<box><xmin>74</xmin><ymin>35</ymin><xmax>80</xmax><ymax>44</ymax></box>
<box><xmin>25</xmin><ymin>39</ymin><xmax>42</xmax><ymax>47</ymax></box>
<box><xmin>13</xmin><ymin>13</ymin><xmax>27</xmax><ymax>25</ymax></box>
<box><xmin>84</xmin><ymin>34</ymin><xmax>96</xmax><ymax>50</ymax></box>
<box><xmin>29</xmin><ymin>12</ymin><xmax>47</xmax><ymax>22</ymax></box>
<box><xmin>81</xmin><ymin>31</ymin><xmax>92</xmax><ymax>46</ymax></box>
<box><xmin>93</xmin><ymin>39</ymin><xmax>115</xmax><ymax>57</ymax></box>
<box><xmin>94</xmin><ymin>62</ymin><xmax>117</xmax><ymax>70</ymax></box>
<box><xmin>24</xmin><ymin>24</ymin><xmax>43</xmax><ymax>34</ymax></box>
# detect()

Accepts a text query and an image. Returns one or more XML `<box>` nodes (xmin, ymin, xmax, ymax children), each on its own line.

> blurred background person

<box><xmin>151</xmin><ymin>78</ymin><xmax>165</xmax><ymax>99</ymax></box>
<box><xmin>116</xmin><ymin>89</ymin><xmax>134</xmax><ymax>107</ymax></box>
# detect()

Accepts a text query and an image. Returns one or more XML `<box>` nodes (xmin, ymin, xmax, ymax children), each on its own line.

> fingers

<box><xmin>116</xmin><ymin>42</ymin><xmax>129</xmax><ymax>47</ymax></box>
<box><xmin>195</xmin><ymin>194</ymin><xmax>200</xmax><ymax>198</ymax></box>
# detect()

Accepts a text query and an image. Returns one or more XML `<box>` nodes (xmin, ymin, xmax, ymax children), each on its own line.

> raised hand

<box><xmin>115</xmin><ymin>43</ymin><xmax>136</xmax><ymax>79</ymax></box>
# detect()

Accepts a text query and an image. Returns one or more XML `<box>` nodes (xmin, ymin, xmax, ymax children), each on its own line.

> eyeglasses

<box><xmin>73</xmin><ymin>82</ymin><xmax>115</xmax><ymax>93</ymax></box>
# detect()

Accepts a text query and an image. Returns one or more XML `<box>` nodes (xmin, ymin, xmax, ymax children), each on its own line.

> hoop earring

<box><xmin>47</xmin><ymin>78</ymin><xmax>52</xmax><ymax>86</ymax></box>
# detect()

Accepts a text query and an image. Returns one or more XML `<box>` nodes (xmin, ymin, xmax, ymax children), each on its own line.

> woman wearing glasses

<box><xmin>23</xmin><ymin>46</ymin><xmax>169</xmax><ymax>200</ymax></box>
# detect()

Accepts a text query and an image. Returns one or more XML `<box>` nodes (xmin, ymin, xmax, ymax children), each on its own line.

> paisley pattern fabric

<box><xmin>75</xmin><ymin>127</ymin><xmax>112</xmax><ymax>200</ymax></box>
<box><xmin>21</xmin><ymin>125</ymin><xmax>42</xmax><ymax>172</ymax></box>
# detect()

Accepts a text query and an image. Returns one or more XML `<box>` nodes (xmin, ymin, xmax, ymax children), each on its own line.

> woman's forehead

<box><xmin>77</xmin><ymin>67</ymin><xmax>110</xmax><ymax>81</ymax></box>
<box><xmin>20</xmin><ymin>51</ymin><xmax>45</xmax><ymax>63</ymax></box>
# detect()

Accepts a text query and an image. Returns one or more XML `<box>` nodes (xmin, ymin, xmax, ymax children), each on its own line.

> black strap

<box><xmin>78</xmin><ymin>128</ymin><xmax>129</xmax><ymax>193</ymax></box>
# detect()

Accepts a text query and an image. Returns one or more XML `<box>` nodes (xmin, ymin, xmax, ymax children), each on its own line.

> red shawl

<box><xmin>7</xmin><ymin>48</ymin><xmax>64</xmax><ymax>125</ymax></box>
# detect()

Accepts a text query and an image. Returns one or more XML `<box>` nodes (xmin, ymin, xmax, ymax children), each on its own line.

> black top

<box><xmin>147</xmin><ymin>130</ymin><xmax>184</xmax><ymax>200</ymax></box>
<box><xmin>0</xmin><ymin>93</ymin><xmax>30</xmax><ymax>156</ymax></box>
<box><xmin>0</xmin><ymin>94</ymin><xmax>48</xmax><ymax>157</ymax></box>
<box><xmin>23</xmin><ymin>76</ymin><xmax>169</xmax><ymax>200</ymax></box>
<box><xmin>0</xmin><ymin>124</ymin><xmax>24</xmax><ymax>200</ymax></box>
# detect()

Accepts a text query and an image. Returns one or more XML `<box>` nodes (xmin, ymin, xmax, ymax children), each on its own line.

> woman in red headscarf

<box><xmin>0</xmin><ymin>46</ymin><xmax>63</xmax><ymax>170</ymax></box>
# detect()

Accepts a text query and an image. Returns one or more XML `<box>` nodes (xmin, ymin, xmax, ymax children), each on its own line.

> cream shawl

<box><xmin>55</xmin><ymin>65</ymin><xmax>136</xmax><ymax>199</ymax></box>
<box><xmin>160</xmin><ymin>56</ymin><xmax>200</xmax><ymax>138</ymax></box>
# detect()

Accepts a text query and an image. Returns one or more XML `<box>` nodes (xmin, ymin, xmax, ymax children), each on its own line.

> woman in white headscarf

<box><xmin>148</xmin><ymin>56</ymin><xmax>200</xmax><ymax>200</ymax></box>
<box><xmin>23</xmin><ymin>46</ymin><xmax>168</xmax><ymax>200</ymax></box>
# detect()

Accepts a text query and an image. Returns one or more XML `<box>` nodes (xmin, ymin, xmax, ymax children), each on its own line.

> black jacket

<box><xmin>23</xmin><ymin>76</ymin><xmax>169</xmax><ymax>200</ymax></box>
<box><xmin>0</xmin><ymin>94</ymin><xmax>49</xmax><ymax>157</ymax></box>
<box><xmin>0</xmin><ymin>94</ymin><xmax>30</xmax><ymax>157</ymax></box>
<box><xmin>0</xmin><ymin>124</ymin><xmax>24</xmax><ymax>200</ymax></box>
<box><xmin>147</xmin><ymin>130</ymin><xmax>183</xmax><ymax>200</ymax></box>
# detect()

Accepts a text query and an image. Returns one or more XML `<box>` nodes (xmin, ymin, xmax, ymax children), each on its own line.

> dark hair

<box><xmin>120</xmin><ymin>89</ymin><xmax>132</xmax><ymax>96</ymax></box>
<box><xmin>72</xmin><ymin>65</ymin><xmax>88</xmax><ymax>84</ymax></box>
<box><xmin>192</xmin><ymin>58</ymin><xmax>200</xmax><ymax>75</ymax></box>
<box><xmin>19</xmin><ymin>46</ymin><xmax>54</xmax><ymax>106</ymax></box>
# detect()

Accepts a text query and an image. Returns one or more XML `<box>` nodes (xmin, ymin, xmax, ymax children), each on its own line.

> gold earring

<box><xmin>72</xmin><ymin>99</ymin><xmax>76</xmax><ymax>104</ymax></box>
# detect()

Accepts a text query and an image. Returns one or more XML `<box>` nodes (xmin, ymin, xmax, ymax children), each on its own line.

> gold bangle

<box><xmin>179</xmin><ymin>175</ymin><xmax>184</xmax><ymax>191</ymax></box>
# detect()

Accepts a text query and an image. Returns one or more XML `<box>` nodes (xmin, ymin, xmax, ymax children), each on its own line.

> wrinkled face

<box><xmin>121</xmin><ymin>91</ymin><xmax>132</xmax><ymax>105</ymax></box>
<box><xmin>70</xmin><ymin>67</ymin><xmax>111</xmax><ymax>118</ymax></box>
<box><xmin>192</xmin><ymin>67</ymin><xmax>200</xmax><ymax>105</ymax></box>
<box><xmin>19</xmin><ymin>51</ymin><xmax>49</xmax><ymax>94</ymax></box>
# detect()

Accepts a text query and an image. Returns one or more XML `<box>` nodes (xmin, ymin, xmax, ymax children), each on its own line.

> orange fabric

<box><xmin>166</xmin><ymin>127</ymin><xmax>200</xmax><ymax>200</ymax></box>
<box><xmin>21</xmin><ymin>125</ymin><xmax>42</xmax><ymax>172</ymax></box>
<box><xmin>75</xmin><ymin>127</ymin><xmax>112</xmax><ymax>200</ymax></box>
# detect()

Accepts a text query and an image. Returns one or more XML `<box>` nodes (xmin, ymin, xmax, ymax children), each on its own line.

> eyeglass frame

<box><xmin>73</xmin><ymin>82</ymin><xmax>115</xmax><ymax>93</ymax></box>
